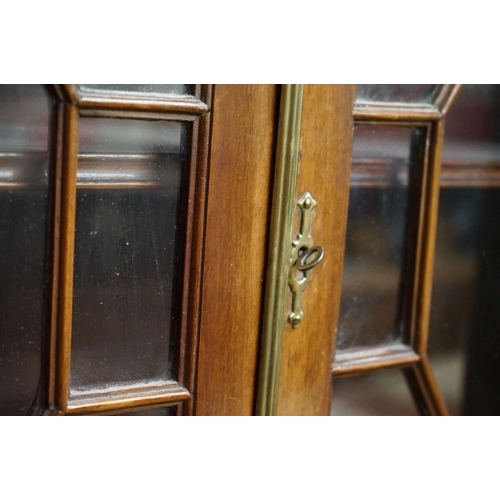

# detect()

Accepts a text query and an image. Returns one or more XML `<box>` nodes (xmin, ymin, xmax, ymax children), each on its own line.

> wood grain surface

<box><xmin>277</xmin><ymin>84</ymin><xmax>356</xmax><ymax>415</ymax></box>
<box><xmin>195</xmin><ymin>85</ymin><xmax>278</xmax><ymax>415</ymax></box>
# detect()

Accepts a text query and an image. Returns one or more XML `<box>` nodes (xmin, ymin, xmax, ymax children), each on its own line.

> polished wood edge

<box><xmin>353</xmin><ymin>103</ymin><xmax>441</xmax><ymax>121</ymax></box>
<box><xmin>404</xmin><ymin>356</ymin><xmax>449</xmax><ymax>415</ymax></box>
<box><xmin>177</xmin><ymin>120</ymin><xmax>199</xmax><ymax>407</ymax></box>
<box><xmin>65</xmin><ymin>382</ymin><xmax>190</xmax><ymax>414</ymax></box>
<box><xmin>181</xmin><ymin>88</ymin><xmax>213</xmax><ymax>416</ymax></box>
<box><xmin>256</xmin><ymin>85</ymin><xmax>304</xmax><ymax>416</ymax></box>
<box><xmin>353</xmin><ymin>120</ymin><xmax>433</xmax><ymax>129</ymax></box>
<box><xmin>414</xmin><ymin>122</ymin><xmax>444</xmax><ymax>355</ymax></box>
<box><xmin>78</xmin><ymin>94</ymin><xmax>208</xmax><ymax>116</ymax></box>
<box><xmin>332</xmin><ymin>345</ymin><xmax>420</xmax><ymax>377</ymax></box>
<box><xmin>78</xmin><ymin>109</ymin><xmax>200</xmax><ymax>122</ymax></box>
<box><xmin>47</xmin><ymin>102</ymin><xmax>64</xmax><ymax>408</ymax></box>
<box><xmin>402</xmin><ymin>125</ymin><xmax>433</xmax><ymax>348</ymax></box>
<box><xmin>54</xmin><ymin>104</ymin><xmax>79</xmax><ymax>412</ymax></box>
<box><xmin>435</xmin><ymin>84</ymin><xmax>462</xmax><ymax>116</ymax></box>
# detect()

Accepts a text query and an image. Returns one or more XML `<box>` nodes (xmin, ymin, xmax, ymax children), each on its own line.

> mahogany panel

<box><xmin>277</xmin><ymin>85</ymin><xmax>356</xmax><ymax>415</ymax></box>
<box><xmin>195</xmin><ymin>85</ymin><xmax>278</xmax><ymax>415</ymax></box>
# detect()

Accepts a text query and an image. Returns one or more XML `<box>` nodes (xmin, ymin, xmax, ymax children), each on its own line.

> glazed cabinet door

<box><xmin>262</xmin><ymin>84</ymin><xmax>500</xmax><ymax>416</ymax></box>
<box><xmin>0</xmin><ymin>84</ymin><xmax>278</xmax><ymax>416</ymax></box>
<box><xmin>256</xmin><ymin>85</ymin><xmax>357</xmax><ymax>415</ymax></box>
<box><xmin>259</xmin><ymin>84</ymin><xmax>452</xmax><ymax>416</ymax></box>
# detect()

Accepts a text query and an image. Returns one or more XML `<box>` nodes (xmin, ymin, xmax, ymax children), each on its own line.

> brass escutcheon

<box><xmin>287</xmin><ymin>192</ymin><xmax>325</xmax><ymax>328</ymax></box>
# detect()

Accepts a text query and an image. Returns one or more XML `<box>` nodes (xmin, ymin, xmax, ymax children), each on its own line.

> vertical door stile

<box><xmin>257</xmin><ymin>85</ymin><xmax>356</xmax><ymax>415</ymax></box>
<box><xmin>195</xmin><ymin>85</ymin><xmax>278</xmax><ymax>416</ymax></box>
<box><xmin>55</xmin><ymin>102</ymin><xmax>79</xmax><ymax>412</ymax></box>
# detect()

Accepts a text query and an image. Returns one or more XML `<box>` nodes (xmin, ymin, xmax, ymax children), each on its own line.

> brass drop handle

<box><xmin>287</xmin><ymin>192</ymin><xmax>325</xmax><ymax>328</ymax></box>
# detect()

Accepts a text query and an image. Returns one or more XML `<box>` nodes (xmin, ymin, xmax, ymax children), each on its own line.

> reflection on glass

<box><xmin>0</xmin><ymin>85</ymin><xmax>51</xmax><ymax>415</ymax></box>
<box><xmin>117</xmin><ymin>406</ymin><xmax>176</xmax><ymax>416</ymax></box>
<box><xmin>356</xmin><ymin>84</ymin><xmax>437</xmax><ymax>104</ymax></box>
<box><xmin>336</xmin><ymin>126</ymin><xmax>414</xmax><ymax>352</ymax></box>
<box><xmin>79</xmin><ymin>84</ymin><xmax>194</xmax><ymax>96</ymax></box>
<box><xmin>330</xmin><ymin>370</ymin><xmax>418</xmax><ymax>416</ymax></box>
<box><xmin>429</xmin><ymin>84</ymin><xmax>500</xmax><ymax>415</ymax></box>
<box><xmin>70</xmin><ymin>118</ymin><xmax>188</xmax><ymax>394</ymax></box>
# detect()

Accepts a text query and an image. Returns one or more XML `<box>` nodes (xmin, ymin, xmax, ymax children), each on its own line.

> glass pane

<box><xmin>79</xmin><ymin>84</ymin><xmax>194</xmax><ymax>96</ymax></box>
<box><xmin>356</xmin><ymin>84</ymin><xmax>437</xmax><ymax>104</ymax></box>
<box><xmin>330</xmin><ymin>370</ymin><xmax>419</xmax><ymax>416</ymax></box>
<box><xmin>336</xmin><ymin>126</ymin><xmax>414</xmax><ymax>352</ymax></box>
<box><xmin>117</xmin><ymin>406</ymin><xmax>176</xmax><ymax>416</ymax></box>
<box><xmin>429</xmin><ymin>84</ymin><xmax>500</xmax><ymax>415</ymax></box>
<box><xmin>0</xmin><ymin>85</ymin><xmax>51</xmax><ymax>415</ymax></box>
<box><xmin>70</xmin><ymin>118</ymin><xmax>188</xmax><ymax>395</ymax></box>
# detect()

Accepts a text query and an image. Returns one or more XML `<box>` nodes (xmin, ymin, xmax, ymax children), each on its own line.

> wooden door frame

<box><xmin>256</xmin><ymin>85</ymin><xmax>357</xmax><ymax>415</ymax></box>
<box><xmin>194</xmin><ymin>84</ymin><xmax>279</xmax><ymax>415</ymax></box>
